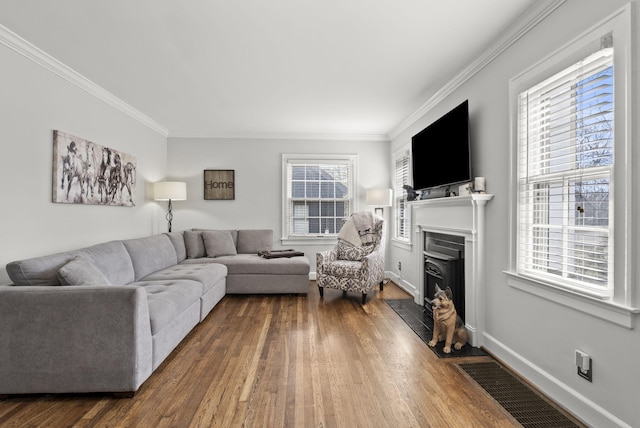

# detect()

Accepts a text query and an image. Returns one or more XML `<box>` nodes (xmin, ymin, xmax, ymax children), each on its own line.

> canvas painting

<box><xmin>52</xmin><ymin>130</ymin><xmax>136</xmax><ymax>206</ymax></box>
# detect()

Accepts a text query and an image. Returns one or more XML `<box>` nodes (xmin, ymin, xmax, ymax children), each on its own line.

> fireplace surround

<box><xmin>410</xmin><ymin>193</ymin><xmax>493</xmax><ymax>346</ymax></box>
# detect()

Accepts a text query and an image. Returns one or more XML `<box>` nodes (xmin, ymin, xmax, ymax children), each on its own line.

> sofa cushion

<box><xmin>6</xmin><ymin>241</ymin><xmax>135</xmax><ymax>286</ymax></box>
<box><xmin>77</xmin><ymin>241</ymin><xmax>136</xmax><ymax>285</ymax></box>
<box><xmin>322</xmin><ymin>259</ymin><xmax>363</xmax><ymax>279</ymax></box>
<box><xmin>57</xmin><ymin>256</ymin><xmax>112</xmax><ymax>286</ymax></box>
<box><xmin>164</xmin><ymin>231</ymin><xmax>187</xmax><ymax>263</ymax></box>
<box><xmin>134</xmin><ymin>280</ymin><xmax>203</xmax><ymax>335</ymax></box>
<box><xmin>184</xmin><ymin>231</ymin><xmax>206</xmax><ymax>259</ymax></box>
<box><xmin>337</xmin><ymin>240</ymin><xmax>374</xmax><ymax>261</ymax></box>
<box><xmin>142</xmin><ymin>263</ymin><xmax>227</xmax><ymax>295</ymax></box>
<box><xmin>193</xmin><ymin>229</ymin><xmax>238</xmax><ymax>248</ymax></box>
<box><xmin>6</xmin><ymin>251</ymin><xmax>80</xmax><ymax>286</ymax></box>
<box><xmin>123</xmin><ymin>235</ymin><xmax>178</xmax><ymax>281</ymax></box>
<box><xmin>236</xmin><ymin>230</ymin><xmax>273</xmax><ymax>254</ymax></box>
<box><xmin>202</xmin><ymin>230</ymin><xmax>238</xmax><ymax>257</ymax></box>
<box><xmin>183</xmin><ymin>254</ymin><xmax>309</xmax><ymax>275</ymax></box>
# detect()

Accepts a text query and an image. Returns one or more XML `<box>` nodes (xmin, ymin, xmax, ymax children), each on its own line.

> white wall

<box><xmin>167</xmin><ymin>137</ymin><xmax>390</xmax><ymax>272</ymax></box>
<box><xmin>389</xmin><ymin>1</ymin><xmax>639</xmax><ymax>427</ymax></box>
<box><xmin>0</xmin><ymin>39</ymin><xmax>168</xmax><ymax>285</ymax></box>
<box><xmin>3</xmin><ymin>1</ymin><xmax>637</xmax><ymax>424</ymax></box>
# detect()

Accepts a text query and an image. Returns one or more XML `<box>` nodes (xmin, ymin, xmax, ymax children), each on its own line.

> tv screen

<box><xmin>411</xmin><ymin>100</ymin><xmax>471</xmax><ymax>192</ymax></box>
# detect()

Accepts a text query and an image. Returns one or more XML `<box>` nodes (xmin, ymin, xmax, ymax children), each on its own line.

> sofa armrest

<box><xmin>0</xmin><ymin>285</ymin><xmax>153</xmax><ymax>394</ymax></box>
<box><xmin>361</xmin><ymin>246</ymin><xmax>385</xmax><ymax>283</ymax></box>
<box><xmin>363</xmin><ymin>246</ymin><xmax>384</xmax><ymax>264</ymax></box>
<box><xmin>316</xmin><ymin>249</ymin><xmax>337</xmax><ymax>275</ymax></box>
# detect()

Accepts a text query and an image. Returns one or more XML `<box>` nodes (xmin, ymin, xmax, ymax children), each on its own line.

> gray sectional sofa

<box><xmin>0</xmin><ymin>229</ymin><xmax>309</xmax><ymax>396</ymax></box>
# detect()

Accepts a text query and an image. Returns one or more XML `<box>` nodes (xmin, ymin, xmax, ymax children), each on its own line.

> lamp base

<box><xmin>166</xmin><ymin>199</ymin><xmax>173</xmax><ymax>232</ymax></box>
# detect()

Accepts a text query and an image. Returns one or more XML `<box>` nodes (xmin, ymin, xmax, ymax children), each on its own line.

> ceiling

<box><xmin>0</xmin><ymin>0</ymin><xmax>538</xmax><ymax>139</ymax></box>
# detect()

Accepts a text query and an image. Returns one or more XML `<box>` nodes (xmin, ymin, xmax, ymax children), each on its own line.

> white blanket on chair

<box><xmin>338</xmin><ymin>212</ymin><xmax>378</xmax><ymax>247</ymax></box>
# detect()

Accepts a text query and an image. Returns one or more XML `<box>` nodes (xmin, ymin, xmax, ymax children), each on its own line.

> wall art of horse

<box><xmin>52</xmin><ymin>130</ymin><xmax>137</xmax><ymax>206</ymax></box>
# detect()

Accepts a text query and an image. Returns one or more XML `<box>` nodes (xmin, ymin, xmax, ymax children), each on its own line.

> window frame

<box><xmin>506</xmin><ymin>5</ymin><xmax>639</xmax><ymax>328</ymax></box>
<box><xmin>517</xmin><ymin>50</ymin><xmax>614</xmax><ymax>298</ymax></box>
<box><xmin>281</xmin><ymin>153</ymin><xmax>358</xmax><ymax>245</ymax></box>
<box><xmin>392</xmin><ymin>148</ymin><xmax>412</xmax><ymax>245</ymax></box>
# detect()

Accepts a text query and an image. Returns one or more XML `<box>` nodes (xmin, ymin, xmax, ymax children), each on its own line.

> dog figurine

<box><xmin>428</xmin><ymin>285</ymin><xmax>467</xmax><ymax>353</ymax></box>
<box><xmin>403</xmin><ymin>185</ymin><xmax>418</xmax><ymax>201</ymax></box>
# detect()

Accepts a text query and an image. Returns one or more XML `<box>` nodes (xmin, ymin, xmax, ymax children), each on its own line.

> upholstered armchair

<box><xmin>316</xmin><ymin>212</ymin><xmax>386</xmax><ymax>304</ymax></box>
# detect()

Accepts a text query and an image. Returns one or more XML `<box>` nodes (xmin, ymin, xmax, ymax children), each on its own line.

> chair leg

<box><xmin>380</xmin><ymin>280</ymin><xmax>384</xmax><ymax>291</ymax></box>
<box><xmin>319</xmin><ymin>287</ymin><xmax>324</xmax><ymax>298</ymax></box>
<box><xmin>362</xmin><ymin>293</ymin><xmax>367</xmax><ymax>304</ymax></box>
<box><xmin>342</xmin><ymin>290</ymin><xmax>347</xmax><ymax>297</ymax></box>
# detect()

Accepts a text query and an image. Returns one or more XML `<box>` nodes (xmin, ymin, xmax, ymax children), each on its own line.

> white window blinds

<box><xmin>517</xmin><ymin>45</ymin><xmax>614</xmax><ymax>295</ymax></box>
<box><xmin>394</xmin><ymin>150</ymin><xmax>411</xmax><ymax>240</ymax></box>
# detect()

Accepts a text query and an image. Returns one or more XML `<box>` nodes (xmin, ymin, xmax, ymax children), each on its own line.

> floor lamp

<box><xmin>366</xmin><ymin>188</ymin><xmax>393</xmax><ymax>217</ymax></box>
<box><xmin>154</xmin><ymin>181</ymin><xmax>187</xmax><ymax>232</ymax></box>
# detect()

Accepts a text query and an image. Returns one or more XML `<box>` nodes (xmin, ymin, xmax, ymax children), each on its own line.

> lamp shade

<box><xmin>154</xmin><ymin>181</ymin><xmax>187</xmax><ymax>201</ymax></box>
<box><xmin>366</xmin><ymin>188</ymin><xmax>392</xmax><ymax>206</ymax></box>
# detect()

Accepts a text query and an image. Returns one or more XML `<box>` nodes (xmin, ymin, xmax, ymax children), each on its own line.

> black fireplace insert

<box><xmin>423</xmin><ymin>243</ymin><xmax>464</xmax><ymax>321</ymax></box>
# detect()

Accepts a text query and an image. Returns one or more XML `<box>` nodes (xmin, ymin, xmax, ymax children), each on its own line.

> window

<box><xmin>517</xmin><ymin>46</ymin><xmax>614</xmax><ymax>297</ymax></box>
<box><xmin>394</xmin><ymin>149</ymin><xmax>411</xmax><ymax>241</ymax></box>
<box><xmin>508</xmin><ymin>6</ymin><xmax>636</xmax><ymax>326</ymax></box>
<box><xmin>282</xmin><ymin>154</ymin><xmax>357</xmax><ymax>240</ymax></box>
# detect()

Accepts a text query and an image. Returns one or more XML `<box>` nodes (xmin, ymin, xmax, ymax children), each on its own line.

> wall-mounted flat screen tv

<box><xmin>411</xmin><ymin>100</ymin><xmax>472</xmax><ymax>192</ymax></box>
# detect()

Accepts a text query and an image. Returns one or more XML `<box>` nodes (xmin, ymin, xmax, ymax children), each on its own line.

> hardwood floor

<box><xmin>0</xmin><ymin>282</ymin><xmax>531</xmax><ymax>427</ymax></box>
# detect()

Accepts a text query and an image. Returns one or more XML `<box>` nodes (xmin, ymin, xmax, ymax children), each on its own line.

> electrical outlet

<box><xmin>397</xmin><ymin>261</ymin><xmax>401</xmax><ymax>271</ymax></box>
<box><xmin>575</xmin><ymin>349</ymin><xmax>592</xmax><ymax>382</ymax></box>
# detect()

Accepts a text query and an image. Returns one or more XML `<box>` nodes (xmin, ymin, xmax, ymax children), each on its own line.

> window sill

<box><xmin>505</xmin><ymin>271</ymin><xmax>640</xmax><ymax>329</ymax></box>
<box><xmin>391</xmin><ymin>238</ymin><xmax>412</xmax><ymax>251</ymax></box>
<box><xmin>281</xmin><ymin>236</ymin><xmax>338</xmax><ymax>246</ymax></box>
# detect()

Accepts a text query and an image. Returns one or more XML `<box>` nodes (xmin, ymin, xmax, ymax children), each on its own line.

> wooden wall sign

<box><xmin>204</xmin><ymin>169</ymin><xmax>235</xmax><ymax>200</ymax></box>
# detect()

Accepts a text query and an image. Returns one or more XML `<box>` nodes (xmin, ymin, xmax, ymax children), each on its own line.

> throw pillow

<box><xmin>202</xmin><ymin>230</ymin><xmax>238</xmax><ymax>257</ymax></box>
<box><xmin>193</xmin><ymin>229</ymin><xmax>239</xmax><ymax>248</ymax></box>
<box><xmin>336</xmin><ymin>239</ymin><xmax>374</xmax><ymax>261</ymax></box>
<box><xmin>184</xmin><ymin>230</ymin><xmax>206</xmax><ymax>259</ymax></box>
<box><xmin>58</xmin><ymin>256</ymin><xmax>111</xmax><ymax>286</ymax></box>
<box><xmin>236</xmin><ymin>229</ymin><xmax>273</xmax><ymax>254</ymax></box>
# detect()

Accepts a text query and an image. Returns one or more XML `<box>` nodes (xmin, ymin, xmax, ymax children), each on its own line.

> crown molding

<box><xmin>0</xmin><ymin>24</ymin><xmax>169</xmax><ymax>137</ymax></box>
<box><xmin>168</xmin><ymin>130</ymin><xmax>390</xmax><ymax>142</ymax></box>
<box><xmin>388</xmin><ymin>0</ymin><xmax>566</xmax><ymax>140</ymax></box>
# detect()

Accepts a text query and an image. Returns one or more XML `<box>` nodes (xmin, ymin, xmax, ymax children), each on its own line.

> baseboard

<box><xmin>387</xmin><ymin>272</ymin><xmax>418</xmax><ymax>298</ymax></box>
<box><xmin>483</xmin><ymin>332</ymin><xmax>632</xmax><ymax>428</ymax></box>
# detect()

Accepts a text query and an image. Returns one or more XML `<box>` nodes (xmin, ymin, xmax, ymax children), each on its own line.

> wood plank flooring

<box><xmin>0</xmin><ymin>282</ymin><xmax>530</xmax><ymax>427</ymax></box>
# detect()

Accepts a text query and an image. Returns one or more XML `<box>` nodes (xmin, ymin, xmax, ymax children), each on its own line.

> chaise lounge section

<box><xmin>0</xmin><ymin>229</ymin><xmax>309</xmax><ymax>396</ymax></box>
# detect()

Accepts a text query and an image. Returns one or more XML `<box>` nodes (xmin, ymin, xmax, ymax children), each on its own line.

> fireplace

<box><xmin>410</xmin><ymin>193</ymin><xmax>493</xmax><ymax>346</ymax></box>
<box><xmin>423</xmin><ymin>233</ymin><xmax>465</xmax><ymax>321</ymax></box>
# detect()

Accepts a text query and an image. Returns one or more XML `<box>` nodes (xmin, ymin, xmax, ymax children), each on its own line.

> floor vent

<box><xmin>458</xmin><ymin>362</ymin><xmax>582</xmax><ymax>428</ymax></box>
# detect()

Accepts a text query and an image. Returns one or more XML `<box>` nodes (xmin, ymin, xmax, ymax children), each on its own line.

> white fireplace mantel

<box><xmin>410</xmin><ymin>193</ymin><xmax>493</xmax><ymax>347</ymax></box>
